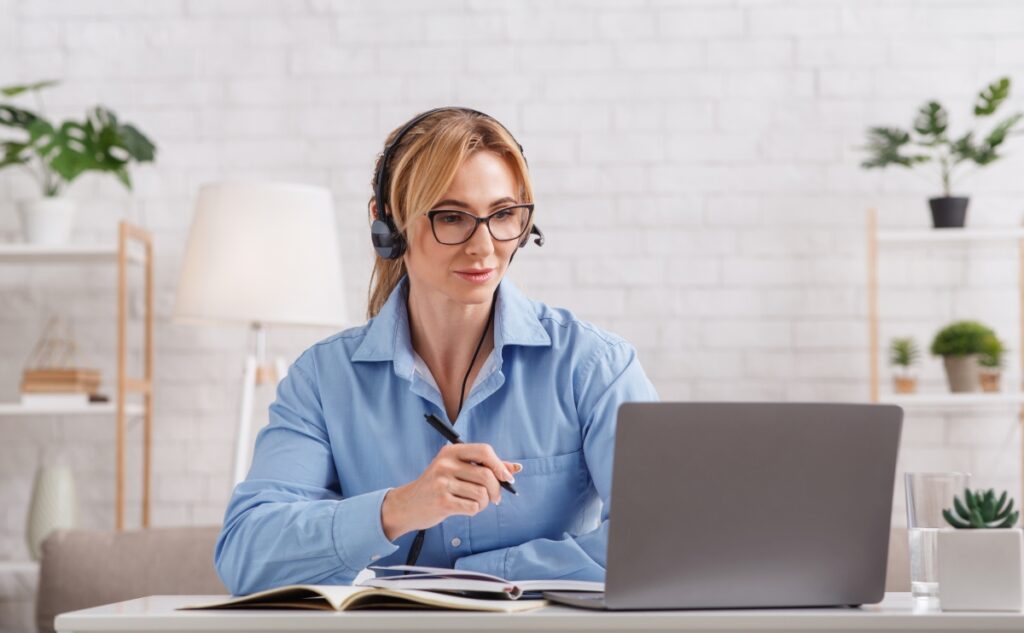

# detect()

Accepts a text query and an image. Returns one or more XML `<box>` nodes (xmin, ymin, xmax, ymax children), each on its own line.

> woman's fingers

<box><xmin>445</xmin><ymin>478</ymin><xmax>490</xmax><ymax>514</ymax></box>
<box><xmin>449</xmin><ymin>443</ymin><xmax>515</xmax><ymax>483</ymax></box>
<box><xmin>452</xmin><ymin>464</ymin><xmax>501</xmax><ymax>505</ymax></box>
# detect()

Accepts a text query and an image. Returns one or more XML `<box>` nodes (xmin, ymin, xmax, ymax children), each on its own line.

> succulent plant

<box><xmin>943</xmin><ymin>488</ymin><xmax>1019</xmax><ymax>529</ymax></box>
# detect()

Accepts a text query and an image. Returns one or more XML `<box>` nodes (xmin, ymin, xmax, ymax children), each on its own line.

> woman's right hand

<box><xmin>380</xmin><ymin>443</ymin><xmax>523</xmax><ymax>542</ymax></box>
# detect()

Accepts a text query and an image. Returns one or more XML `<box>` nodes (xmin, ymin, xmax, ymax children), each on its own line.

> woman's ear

<box><xmin>368</xmin><ymin>199</ymin><xmax>379</xmax><ymax>222</ymax></box>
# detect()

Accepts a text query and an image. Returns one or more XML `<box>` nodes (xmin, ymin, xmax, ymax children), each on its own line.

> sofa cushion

<box><xmin>36</xmin><ymin>526</ymin><xmax>225</xmax><ymax>633</ymax></box>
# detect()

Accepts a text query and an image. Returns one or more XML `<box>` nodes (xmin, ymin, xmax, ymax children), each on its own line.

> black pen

<box><xmin>424</xmin><ymin>413</ymin><xmax>518</xmax><ymax>496</ymax></box>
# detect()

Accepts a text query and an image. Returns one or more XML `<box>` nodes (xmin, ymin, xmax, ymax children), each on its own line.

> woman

<box><xmin>214</xmin><ymin>107</ymin><xmax>659</xmax><ymax>596</ymax></box>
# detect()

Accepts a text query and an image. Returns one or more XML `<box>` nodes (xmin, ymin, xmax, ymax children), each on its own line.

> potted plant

<box><xmin>937</xmin><ymin>488</ymin><xmax>1022</xmax><ymax>611</ymax></box>
<box><xmin>860</xmin><ymin>77</ymin><xmax>1023</xmax><ymax>228</ymax></box>
<box><xmin>930</xmin><ymin>320</ymin><xmax>996</xmax><ymax>392</ymax></box>
<box><xmin>979</xmin><ymin>334</ymin><xmax>1005</xmax><ymax>393</ymax></box>
<box><xmin>0</xmin><ymin>80</ymin><xmax>157</xmax><ymax>244</ymax></box>
<box><xmin>889</xmin><ymin>337</ymin><xmax>920</xmax><ymax>394</ymax></box>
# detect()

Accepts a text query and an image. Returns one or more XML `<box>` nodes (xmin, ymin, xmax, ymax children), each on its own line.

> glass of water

<box><xmin>904</xmin><ymin>471</ymin><xmax>971</xmax><ymax>599</ymax></box>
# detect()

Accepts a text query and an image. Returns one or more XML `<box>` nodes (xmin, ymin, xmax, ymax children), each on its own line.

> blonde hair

<box><xmin>366</xmin><ymin>109</ymin><xmax>534</xmax><ymax>319</ymax></box>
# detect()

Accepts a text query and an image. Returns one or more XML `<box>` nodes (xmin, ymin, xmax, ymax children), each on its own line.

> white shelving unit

<box><xmin>866</xmin><ymin>209</ymin><xmax>1024</xmax><ymax>493</ymax></box>
<box><xmin>0</xmin><ymin>222</ymin><xmax>154</xmax><ymax>531</ymax></box>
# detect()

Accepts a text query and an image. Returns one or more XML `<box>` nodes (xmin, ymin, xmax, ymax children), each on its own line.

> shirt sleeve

<box><xmin>453</xmin><ymin>338</ymin><xmax>659</xmax><ymax>581</ymax></box>
<box><xmin>214</xmin><ymin>352</ymin><xmax>399</xmax><ymax>595</ymax></box>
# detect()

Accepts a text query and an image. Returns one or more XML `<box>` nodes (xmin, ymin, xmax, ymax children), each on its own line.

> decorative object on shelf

<box><xmin>25</xmin><ymin>449</ymin><xmax>78</xmax><ymax>561</ymax></box>
<box><xmin>174</xmin><ymin>181</ymin><xmax>347</xmax><ymax>487</ymax></box>
<box><xmin>19</xmin><ymin>316</ymin><xmax>102</xmax><ymax>406</ymax></box>
<box><xmin>0</xmin><ymin>80</ymin><xmax>157</xmax><ymax>244</ymax></box>
<box><xmin>889</xmin><ymin>337</ymin><xmax>920</xmax><ymax>394</ymax></box>
<box><xmin>860</xmin><ymin>77</ymin><xmax>1023</xmax><ymax>229</ymax></box>
<box><xmin>930</xmin><ymin>320</ymin><xmax>997</xmax><ymax>393</ymax></box>
<box><xmin>938</xmin><ymin>488</ymin><xmax>1022</xmax><ymax>611</ymax></box>
<box><xmin>979</xmin><ymin>333</ymin><xmax>1005</xmax><ymax>393</ymax></box>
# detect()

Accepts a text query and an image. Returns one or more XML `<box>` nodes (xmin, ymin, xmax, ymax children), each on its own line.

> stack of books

<box><xmin>20</xmin><ymin>368</ymin><xmax>102</xmax><ymax>407</ymax></box>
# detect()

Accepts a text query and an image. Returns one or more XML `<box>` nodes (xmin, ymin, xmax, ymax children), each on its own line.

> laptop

<box><xmin>545</xmin><ymin>402</ymin><xmax>903</xmax><ymax>610</ymax></box>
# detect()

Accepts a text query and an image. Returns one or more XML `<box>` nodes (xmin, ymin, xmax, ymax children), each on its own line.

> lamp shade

<box><xmin>174</xmin><ymin>181</ymin><xmax>347</xmax><ymax>328</ymax></box>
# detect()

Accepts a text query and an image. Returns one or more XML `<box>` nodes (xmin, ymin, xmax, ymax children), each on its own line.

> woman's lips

<box><xmin>454</xmin><ymin>269</ymin><xmax>495</xmax><ymax>284</ymax></box>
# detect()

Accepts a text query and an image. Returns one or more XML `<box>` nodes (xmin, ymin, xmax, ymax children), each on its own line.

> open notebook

<box><xmin>365</xmin><ymin>564</ymin><xmax>605</xmax><ymax>597</ymax></box>
<box><xmin>180</xmin><ymin>565</ymin><xmax>601</xmax><ymax>613</ymax></box>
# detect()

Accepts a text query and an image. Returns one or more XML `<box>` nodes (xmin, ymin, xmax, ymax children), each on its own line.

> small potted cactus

<box><xmin>979</xmin><ymin>334</ymin><xmax>1005</xmax><ymax>393</ymax></box>
<box><xmin>889</xmin><ymin>337</ymin><xmax>920</xmax><ymax>394</ymax></box>
<box><xmin>937</xmin><ymin>488</ymin><xmax>1023</xmax><ymax>611</ymax></box>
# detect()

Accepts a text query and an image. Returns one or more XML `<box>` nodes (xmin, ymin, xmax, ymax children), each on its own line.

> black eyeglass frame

<box><xmin>425</xmin><ymin>203</ymin><xmax>536</xmax><ymax>246</ymax></box>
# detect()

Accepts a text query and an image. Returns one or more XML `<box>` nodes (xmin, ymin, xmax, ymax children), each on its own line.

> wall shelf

<box><xmin>878</xmin><ymin>391</ymin><xmax>1024</xmax><ymax>408</ymax></box>
<box><xmin>0</xmin><ymin>243</ymin><xmax>145</xmax><ymax>264</ymax></box>
<box><xmin>866</xmin><ymin>208</ymin><xmax>1024</xmax><ymax>496</ymax></box>
<box><xmin>877</xmin><ymin>227</ymin><xmax>1024</xmax><ymax>243</ymax></box>
<box><xmin>0</xmin><ymin>222</ymin><xmax>154</xmax><ymax>531</ymax></box>
<box><xmin>0</xmin><ymin>401</ymin><xmax>145</xmax><ymax>417</ymax></box>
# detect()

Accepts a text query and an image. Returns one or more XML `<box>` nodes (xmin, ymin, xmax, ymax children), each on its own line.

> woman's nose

<box><xmin>464</xmin><ymin>219</ymin><xmax>496</xmax><ymax>255</ymax></box>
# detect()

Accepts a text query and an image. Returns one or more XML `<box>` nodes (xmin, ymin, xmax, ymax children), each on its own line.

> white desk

<box><xmin>54</xmin><ymin>593</ymin><xmax>1024</xmax><ymax>632</ymax></box>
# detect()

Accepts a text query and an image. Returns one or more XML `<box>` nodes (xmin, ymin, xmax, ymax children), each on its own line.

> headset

<box><xmin>370</xmin><ymin>106</ymin><xmax>544</xmax><ymax>260</ymax></box>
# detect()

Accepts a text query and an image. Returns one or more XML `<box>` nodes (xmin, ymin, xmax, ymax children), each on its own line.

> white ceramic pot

<box><xmin>937</xmin><ymin>528</ymin><xmax>1023</xmax><ymax>611</ymax></box>
<box><xmin>25</xmin><ymin>461</ymin><xmax>78</xmax><ymax>560</ymax></box>
<box><xmin>16</xmin><ymin>197</ymin><xmax>77</xmax><ymax>245</ymax></box>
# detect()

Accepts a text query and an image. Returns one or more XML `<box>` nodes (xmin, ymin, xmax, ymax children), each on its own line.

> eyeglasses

<box><xmin>426</xmin><ymin>203</ymin><xmax>534</xmax><ymax>246</ymax></box>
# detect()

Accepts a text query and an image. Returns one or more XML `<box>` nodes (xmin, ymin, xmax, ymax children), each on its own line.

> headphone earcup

<box><xmin>371</xmin><ymin>218</ymin><xmax>406</xmax><ymax>260</ymax></box>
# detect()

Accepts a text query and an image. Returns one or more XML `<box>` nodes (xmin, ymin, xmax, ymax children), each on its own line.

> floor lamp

<box><xmin>174</xmin><ymin>181</ymin><xmax>347</xmax><ymax>487</ymax></box>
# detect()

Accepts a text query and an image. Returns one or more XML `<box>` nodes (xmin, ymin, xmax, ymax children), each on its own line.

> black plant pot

<box><xmin>929</xmin><ymin>196</ymin><xmax>969</xmax><ymax>228</ymax></box>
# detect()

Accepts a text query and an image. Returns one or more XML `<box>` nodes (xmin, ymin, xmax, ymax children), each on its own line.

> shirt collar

<box><xmin>351</xmin><ymin>275</ymin><xmax>551</xmax><ymax>369</ymax></box>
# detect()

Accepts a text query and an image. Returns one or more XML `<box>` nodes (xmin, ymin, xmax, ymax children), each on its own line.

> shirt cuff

<box><xmin>331</xmin><ymin>488</ymin><xmax>400</xmax><ymax>574</ymax></box>
<box><xmin>454</xmin><ymin>546</ymin><xmax>512</xmax><ymax>579</ymax></box>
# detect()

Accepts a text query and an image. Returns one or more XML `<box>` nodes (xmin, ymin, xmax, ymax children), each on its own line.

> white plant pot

<box><xmin>937</xmin><ymin>528</ymin><xmax>1023</xmax><ymax>611</ymax></box>
<box><xmin>17</xmin><ymin>198</ymin><xmax>77</xmax><ymax>245</ymax></box>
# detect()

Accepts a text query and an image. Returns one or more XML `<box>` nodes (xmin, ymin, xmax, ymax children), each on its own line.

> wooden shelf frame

<box><xmin>117</xmin><ymin>222</ymin><xmax>153</xmax><ymax>530</ymax></box>
<box><xmin>866</xmin><ymin>208</ymin><xmax>1024</xmax><ymax>497</ymax></box>
<box><xmin>1</xmin><ymin>221</ymin><xmax>153</xmax><ymax>531</ymax></box>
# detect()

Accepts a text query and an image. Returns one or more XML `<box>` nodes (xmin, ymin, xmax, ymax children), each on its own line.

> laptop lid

<box><xmin>604</xmin><ymin>402</ymin><xmax>903</xmax><ymax>610</ymax></box>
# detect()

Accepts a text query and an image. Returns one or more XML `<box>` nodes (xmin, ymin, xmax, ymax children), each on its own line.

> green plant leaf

<box><xmin>0</xmin><ymin>104</ymin><xmax>39</xmax><ymax>129</ymax></box>
<box><xmin>117</xmin><ymin>123</ymin><xmax>156</xmax><ymax>162</ymax></box>
<box><xmin>982</xmin><ymin>489</ymin><xmax>996</xmax><ymax>520</ymax></box>
<box><xmin>943</xmin><ymin>508</ymin><xmax>972</xmax><ymax>529</ymax></box>
<box><xmin>997</xmin><ymin>499</ymin><xmax>1015</xmax><ymax>521</ymax></box>
<box><xmin>970</xmin><ymin>507</ymin><xmax>986</xmax><ymax>528</ymax></box>
<box><xmin>0</xmin><ymin>79</ymin><xmax>59</xmax><ymax>98</ymax></box>
<box><xmin>0</xmin><ymin>141</ymin><xmax>30</xmax><ymax>169</ymax></box>
<box><xmin>953</xmin><ymin>495</ymin><xmax>972</xmax><ymax>521</ymax></box>
<box><xmin>983</xmin><ymin>112</ymin><xmax>1023</xmax><ymax>150</ymax></box>
<box><xmin>995</xmin><ymin>490</ymin><xmax>1008</xmax><ymax>515</ymax></box>
<box><xmin>975</xmin><ymin>77</ymin><xmax>1011</xmax><ymax>116</ymax></box>
<box><xmin>999</xmin><ymin>510</ymin><xmax>1020</xmax><ymax>528</ymax></box>
<box><xmin>913</xmin><ymin>101</ymin><xmax>948</xmax><ymax>144</ymax></box>
<box><xmin>861</xmin><ymin>126</ymin><xmax>931</xmax><ymax>168</ymax></box>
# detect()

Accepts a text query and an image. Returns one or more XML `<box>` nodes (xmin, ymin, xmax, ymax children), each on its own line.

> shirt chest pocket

<box><xmin>495</xmin><ymin>449</ymin><xmax>591</xmax><ymax>545</ymax></box>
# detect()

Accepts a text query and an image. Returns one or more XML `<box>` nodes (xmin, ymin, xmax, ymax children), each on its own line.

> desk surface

<box><xmin>53</xmin><ymin>593</ymin><xmax>1024</xmax><ymax>633</ymax></box>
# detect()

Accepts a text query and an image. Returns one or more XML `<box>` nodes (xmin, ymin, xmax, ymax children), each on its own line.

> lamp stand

<box><xmin>232</xmin><ymin>322</ymin><xmax>287</xmax><ymax>487</ymax></box>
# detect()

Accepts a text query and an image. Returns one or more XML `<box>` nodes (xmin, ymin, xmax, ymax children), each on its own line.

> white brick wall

<box><xmin>1</xmin><ymin>0</ymin><xmax>1024</xmax><ymax>566</ymax></box>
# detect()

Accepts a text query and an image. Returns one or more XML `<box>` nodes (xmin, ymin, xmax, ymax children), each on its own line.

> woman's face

<box><xmin>404</xmin><ymin>150</ymin><xmax>522</xmax><ymax>308</ymax></box>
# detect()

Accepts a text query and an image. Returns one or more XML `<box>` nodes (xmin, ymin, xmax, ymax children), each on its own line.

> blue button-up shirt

<box><xmin>214</xmin><ymin>275</ymin><xmax>659</xmax><ymax>595</ymax></box>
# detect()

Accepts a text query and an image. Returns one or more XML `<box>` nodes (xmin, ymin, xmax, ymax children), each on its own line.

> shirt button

<box><xmin>450</xmin><ymin>537</ymin><xmax>462</xmax><ymax>547</ymax></box>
